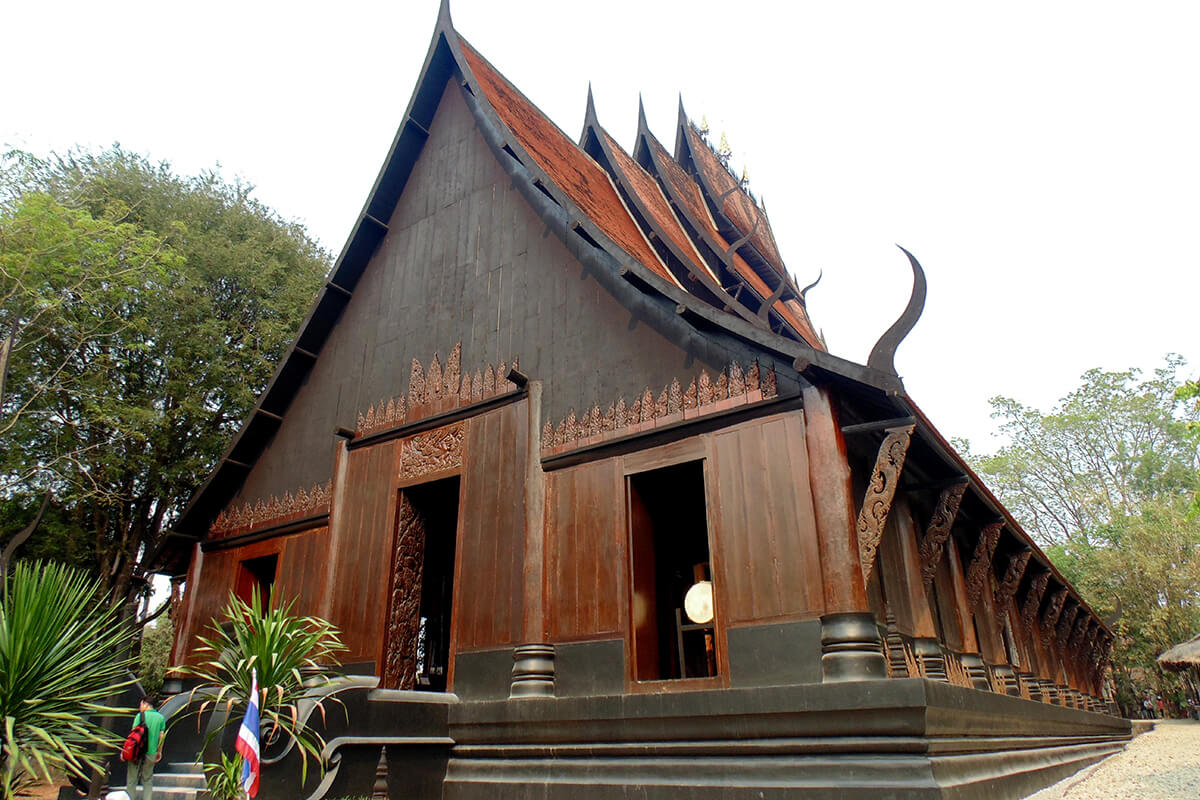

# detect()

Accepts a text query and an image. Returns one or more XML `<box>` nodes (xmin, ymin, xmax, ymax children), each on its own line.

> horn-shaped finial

<box><xmin>798</xmin><ymin>269</ymin><xmax>822</xmax><ymax>306</ymax></box>
<box><xmin>867</xmin><ymin>246</ymin><xmax>927</xmax><ymax>376</ymax></box>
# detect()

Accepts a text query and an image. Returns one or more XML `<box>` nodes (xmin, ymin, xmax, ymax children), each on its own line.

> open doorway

<box><xmin>626</xmin><ymin>460</ymin><xmax>717</xmax><ymax>682</ymax></box>
<box><xmin>383</xmin><ymin>476</ymin><xmax>460</xmax><ymax>692</ymax></box>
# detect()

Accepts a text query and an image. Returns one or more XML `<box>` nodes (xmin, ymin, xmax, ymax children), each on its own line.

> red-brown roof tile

<box><xmin>460</xmin><ymin>42</ymin><xmax>678</xmax><ymax>288</ymax></box>
<box><xmin>682</xmin><ymin>122</ymin><xmax>787</xmax><ymax>278</ymax></box>
<box><xmin>599</xmin><ymin>129</ymin><xmax>717</xmax><ymax>285</ymax></box>
<box><xmin>645</xmin><ymin>134</ymin><xmax>823</xmax><ymax>349</ymax></box>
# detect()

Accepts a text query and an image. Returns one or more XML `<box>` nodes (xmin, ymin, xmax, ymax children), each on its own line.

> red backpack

<box><xmin>121</xmin><ymin>722</ymin><xmax>149</xmax><ymax>762</ymax></box>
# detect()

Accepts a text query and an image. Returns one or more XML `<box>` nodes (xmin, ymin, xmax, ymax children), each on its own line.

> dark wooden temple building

<box><xmin>168</xmin><ymin>3</ymin><xmax>1130</xmax><ymax>797</ymax></box>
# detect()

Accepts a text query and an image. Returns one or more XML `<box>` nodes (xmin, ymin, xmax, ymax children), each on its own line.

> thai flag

<box><xmin>235</xmin><ymin>669</ymin><xmax>261</xmax><ymax>798</ymax></box>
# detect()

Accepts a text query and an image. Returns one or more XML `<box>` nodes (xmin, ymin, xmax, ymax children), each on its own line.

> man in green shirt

<box><xmin>129</xmin><ymin>694</ymin><xmax>166</xmax><ymax>800</ymax></box>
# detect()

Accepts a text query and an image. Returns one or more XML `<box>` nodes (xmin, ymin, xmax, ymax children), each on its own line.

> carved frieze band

<box><xmin>964</xmin><ymin>522</ymin><xmax>1003</xmax><ymax>610</ymax></box>
<box><xmin>399</xmin><ymin>422</ymin><xmax>466</xmax><ymax>480</ymax></box>
<box><xmin>540</xmin><ymin>359</ymin><xmax>777</xmax><ymax>455</ymax></box>
<box><xmin>210</xmin><ymin>481</ymin><xmax>332</xmax><ymax>537</ymax></box>
<box><xmin>1020</xmin><ymin>570</ymin><xmax>1051</xmax><ymax>635</ymax></box>
<box><xmin>1040</xmin><ymin>588</ymin><xmax>1068</xmax><ymax>645</ymax></box>
<box><xmin>995</xmin><ymin>550</ymin><xmax>1032</xmax><ymax>610</ymax></box>
<box><xmin>857</xmin><ymin>424</ymin><xmax>915</xmax><ymax>585</ymax></box>
<box><xmin>918</xmin><ymin>482</ymin><xmax>968</xmax><ymax>585</ymax></box>
<box><xmin>356</xmin><ymin>343</ymin><xmax>520</xmax><ymax>437</ymax></box>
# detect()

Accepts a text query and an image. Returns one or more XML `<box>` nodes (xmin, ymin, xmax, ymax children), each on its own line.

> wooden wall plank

<box><xmin>544</xmin><ymin>458</ymin><xmax>623</xmax><ymax>642</ymax></box>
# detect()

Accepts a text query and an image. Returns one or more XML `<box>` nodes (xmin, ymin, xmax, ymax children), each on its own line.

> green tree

<box><xmin>0</xmin><ymin>147</ymin><xmax>328</xmax><ymax>620</ymax></box>
<box><xmin>971</xmin><ymin>357</ymin><xmax>1199</xmax><ymax>547</ymax></box>
<box><xmin>967</xmin><ymin>358</ymin><xmax>1200</xmax><ymax>705</ymax></box>
<box><xmin>0</xmin><ymin>561</ymin><xmax>135</xmax><ymax>798</ymax></box>
<box><xmin>137</xmin><ymin>613</ymin><xmax>174</xmax><ymax>696</ymax></box>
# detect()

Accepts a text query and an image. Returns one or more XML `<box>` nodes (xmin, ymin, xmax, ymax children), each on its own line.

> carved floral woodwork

<box><xmin>857</xmin><ymin>424</ymin><xmax>915</xmax><ymax>585</ymax></box>
<box><xmin>995</xmin><ymin>550</ymin><xmax>1032</xmax><ymax>609</ymax></box>
<box><xmin>1040</xmin><ymin>589</ymin><xmax>1068</xmax><ymax>644</ymax></box>
<box><xmin>964</xmin><ymin>523</ymin><xmax>1003</xmax><ymax>610</ymax></box>
<box><xmin>918</xmin><ymin>482</ymin><xmax>968</xmax><ymax>585</ymax></box>
<box><xmin>1054</xmin><ymin>603</ymin><xmax>1080</xmax><ymax>647</ymax></box>
<box><xmin>383</xmin><ymin>494</ymin><xmax>426</xmax><ymax>690</ymax></box>
<box><xmin>356</xmin><ymin>343</ymin><xmax>520</xmax><ymax>437</ymax></box>
<box><xmin>210</xmin><ymin>481</ymin><xmax>332</xmax><ymax>537</ymax></box>
<box><xmin>540</xmin><ymin>359</ymin><xmax>778</xmax><ymax>454</ymax></box>
<box><xmin>399</xmin><ymin>422</ymin><xmax>466</xmax><ymax>480</ymax></box>
<box><xmin>1020</xmin><ymin>570</ymin><xmax>1051</xmax><ymax>635</ymax></box>
<box><xmin>1066</xmin><ymin>615</ymin><xmax>1091</xmax><ymax>658</ymax></box>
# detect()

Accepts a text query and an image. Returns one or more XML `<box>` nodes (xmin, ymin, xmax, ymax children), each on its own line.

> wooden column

<box><xmin>802</xmin><ymin>384</ymin><xmax>886</xmax><ymax>682</ymax></box>
<box><xmin>511</xmin><ymin>383</ymin><xmax>554</xmax><ymax>697</ymax></box>
<box><xmin>881</xmin><ymin>497</ymin><xmax>946</xmax><ymax>680</ymax></box>
<box><xmin>940</xmin><ymin>537</ymin><xmax>989</xmax><ymax>690</ymax></box>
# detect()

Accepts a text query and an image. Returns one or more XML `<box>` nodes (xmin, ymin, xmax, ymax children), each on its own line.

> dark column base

<box><xmin>820</xmin><ymin>613</ymin><xmax>887</xmax><ymax>682</ymax></box>
<box><xmin>510</xmin><ymin>644</ymin><xmax>555</xmax><ymax>698</ymax></box>
<box><xmin>960</xmin><ymin>653</ymin><xmax>991</xmax><ymax>691</ymax></box>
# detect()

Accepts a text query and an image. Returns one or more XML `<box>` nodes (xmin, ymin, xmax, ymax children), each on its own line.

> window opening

<box><xmin>235</xmin><ymin>554</ymin><xmax>278</xmax><ymax>608</ymax></box>
<box><xmin>626</xmin><ymin>460</ymin><xmax>717</xmax><ymax>681</ymax></box>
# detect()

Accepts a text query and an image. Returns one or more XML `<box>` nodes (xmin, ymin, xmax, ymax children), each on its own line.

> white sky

<box><xmin>4</xmin><ymin>0</ymin><xmax>1197</xmax><ymax>450</ymax></box>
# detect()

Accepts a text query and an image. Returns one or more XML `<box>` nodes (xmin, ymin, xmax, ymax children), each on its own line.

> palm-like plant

<box><xmin>0</xmin><ymin>561</ymin><xmax>135</xmax><ymax>797</ymax></box>
<box><xmin>185</xmin><ymin>590</ymin><xmax>347</xmax><ymax>783</ymax></box>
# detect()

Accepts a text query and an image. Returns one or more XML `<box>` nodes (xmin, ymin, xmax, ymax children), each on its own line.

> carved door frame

<box><xmin>379</xmin><ymin>420</ymin><xmax>467</xmax><ymax>689</ymax></box>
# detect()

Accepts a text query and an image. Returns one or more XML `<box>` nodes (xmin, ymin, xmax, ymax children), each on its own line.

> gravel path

<box><xmin>1027</xmin><ymin>719</ymin><xmax>1200</xmax><ymax>799</ymax></box>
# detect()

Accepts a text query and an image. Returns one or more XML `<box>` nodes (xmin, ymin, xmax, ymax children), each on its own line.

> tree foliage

<box><xmin>0</xmin><ymin>561</ymin><xmax>135</xmax><ymax>797</ymax></box>
<box><xmin>0</xmin><ymin>147</ymin><xmax>328</xmax><ymax>617</ymax></box>
<box><xmin>971</xmin><ymin>357</ymin><xmax>1199</xmax><ymax>547</ymax></box>
<box><xmin>967</xmin><ymin>357</ymin><xmax>1200</xmax><ymax>706</ymax></box>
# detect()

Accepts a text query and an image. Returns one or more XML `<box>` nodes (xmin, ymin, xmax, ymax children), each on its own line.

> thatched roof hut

<box><xmin>1158</xmin><ymin>633</ymin><xmax>1200</xmax><ymax>672</ymax></box>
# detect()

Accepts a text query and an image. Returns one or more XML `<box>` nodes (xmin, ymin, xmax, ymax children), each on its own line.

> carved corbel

<box><xmin>1067</xmin><ymin>615</ymin><xmax>1091</xmax><ymax>658</ymax></box>
<box><xmin>964</xmin><ymin>522</ymin><xmax>1003</xmax><ymax>610</ymax></box>
<box><xmin>995</xmin><ymin>549</ymin><xmax>1032</xmax><ymax>609</ymax></box>
<box><xmin>1020</xmin><ymin>570</ymin><xmax>1051</xmax><ymax>636</ymax></box>
<box><xmin>918</xmin><ymin>482</ymin><xmax>968</xmax><ymax>585</ymax></box>
<box><xmin>1055</xmin><ymin>603</ymin><xmax>1081</xmax><ymax>647</ymax></box>
<box><xmin>856</xmin><ymin>424</ymin><xmax>915</xmax><ymax>585</ymax></box>
<box><xmin>1040</xmin><ymin>588</ymin><xmax>1068</xmax><ymax>645</ymax></box>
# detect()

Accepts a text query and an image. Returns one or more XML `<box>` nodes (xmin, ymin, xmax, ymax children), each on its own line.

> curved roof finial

<box><xmin>867</xmin><ymin>246</ymin><xmax>927</xmax><ymax>376</ymax></box>
<box><xmin>798</xmin><ymin>269</ymin><xmax>822</xmax><ymax>306</ymax></box>
<box><xmin>438</xmin><ymin>0</ymin><xmax>454</xmax><ymax>29</ymax></box>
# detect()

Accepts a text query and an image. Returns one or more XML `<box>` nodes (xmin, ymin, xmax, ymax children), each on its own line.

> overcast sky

<box><xmin>5</xmin><ymin>0</ymin><xmax>1197</xmax><ymax>450</ymax></box>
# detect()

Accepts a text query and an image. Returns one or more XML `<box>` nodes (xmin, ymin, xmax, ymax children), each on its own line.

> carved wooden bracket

<box><xmin>918</xmin><ymin>482</ymin><xmax>968</xmax><ymax>585</ymax></box>
<box><xmin>399</xmin><ymin>422</ymin><xmax>466</xmax><ymax>480</ymax></box>
<box><xmin>1066</xmin><ymin>614</ymin><xmax>1091</xmax><ymax>657</ymax></box>
<box><xmin>1019</xmin><ymin>570</ymin><xmax>1050</xmax><ymax>636</ymax></box>
<box><xmin>541</xmin><ymin>359</ymin><xmax>777</xmax><ymax>455</ymax></box>
<box><xmin>357</xmin><ymin>343</ymin><xmax>521</xmax><ymax>437</ymax></box>
<box><xmin>383</xmin><ymin>494</ymin><xmax>425</xmax><ymax>690</ymax></box>
<box><xmin>1040</xmin><ymin>588</ymin><xmax>1068</xmax><ymax>645</ymax></box>
<box><xmin>964</xmin><ymin>522</ymin><xmax>1003</xmax><ymax>610</ymax></box>
<box><xmin>211</xmin><ymin>481</ymin><xmax>332</xmax><ymax>537</ymax></box>
<box><xmin>1055</xmin><ymin>603</ymin><xmax>1080</xmax><ymax>647</ymax></box>
<box><xmin>995</xmin><ymin>550</ymin><xmax>1032</xmax><ymax>609</ymax></box>
<box><xmin>856</xmin><ymin>424</ymin><xmax>915</xmax><ymax>585</ymax></box>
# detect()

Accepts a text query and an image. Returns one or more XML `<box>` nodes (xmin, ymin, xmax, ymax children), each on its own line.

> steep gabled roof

<box><xmin>635</xmin><ymin>116</ymin><xmax>824</xmax><ymax>350</ymax></box>
<box><xmin>176</xmin><ymin>0</ymin><xmax>901</xmax><ymax>540</ymax></box>
<box><xmin>459</xmin><ymin>41</ymin><xmax>681</xmax><ymax>290</ymax></box>
<box><xmin>675</xmin><ymin>101</ymin><xmax>789</xmax><ymax>284</ymax></box>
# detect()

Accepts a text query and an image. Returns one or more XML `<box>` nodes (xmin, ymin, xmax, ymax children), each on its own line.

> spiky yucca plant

<box><xmin>185</xmin><ymin>590</ymin><xmax>347</xmax><ymax>783</ymax></box>
<box><xmin>0</xmin><ymin>561</ymin><xmax>135</xmax><ymax>797</ymax></box>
